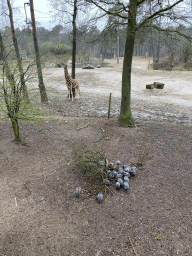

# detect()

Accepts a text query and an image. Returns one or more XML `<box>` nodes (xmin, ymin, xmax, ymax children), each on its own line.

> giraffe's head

<box><xmin>61</xmin><ymin>61</ymin><xmax>67</xmax><ymax>67</ymax></box>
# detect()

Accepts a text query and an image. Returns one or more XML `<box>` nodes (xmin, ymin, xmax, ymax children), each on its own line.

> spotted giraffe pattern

<box><xmin>63</xmin><ymin>63</ymin><xmax>80</xmax><ymax>101</ymax></box>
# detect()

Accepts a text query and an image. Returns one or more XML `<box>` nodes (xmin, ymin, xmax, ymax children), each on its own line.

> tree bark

<box><xmin>118</xmin><ymin>0</ymin><xmax>137</xmax><ymax>127</ymax></box>
<box><xmin>0</xmin><ymin>32</ymin><xmax>21</xmax><ymax>142</ymax></box>
<box><xmin>30</xmin><ymin>0</ymin><xmax>48</xmax><ymax>103</ymax></box>
<box><xmin>7</xmin><ymin>0</ymin><xmax>29</xmax><ymax>102</ymax></box>
<box><xmin>72</xmin><ymin>0</ymin><xmax>77</xmax><ymax>79</ymax></box>
<box><xmin>117</xmin><ymin>34</ymin><xmax>119</xmax><ymax>64</ymax></box>
<box><xmin>11</xmin><ymin>118</ymin><xmax>21</xmax><ymax>142</ymax></box>
<box><xmin>71</xmin><ymin>0</ymin><xmax>77</xmax><ymax>98</ymax></box>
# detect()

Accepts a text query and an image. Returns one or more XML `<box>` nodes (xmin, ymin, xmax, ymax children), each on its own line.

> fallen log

<box><xmin>154</xmin><ymin>82</ymin><xmax>164</xmax><ymax>89</ymax></box>
<box><xmin>146</xmin><ymin>84</ymin><xmax>155</xmax><ymax>89</ymax></box>
<box><xmin>146</xmin><ymin>82</ymin><xmax>164</xmax><ymax>89</ymax></box>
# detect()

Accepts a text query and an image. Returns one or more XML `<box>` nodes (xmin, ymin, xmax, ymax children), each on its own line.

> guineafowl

<box><xmin>116</xmin><ymin>181</ymin><xmax>121</xmax><ymax>189</ymax></box>
<box><xmin>124</xmin><ymin>172</ymin><xmax>130</xmax><ymax>177</ymax></box>
<box><xmin>116</xmin><ymin>173</ymin><xmax>123</xmax><ymax>179</ymax></box>
<box><xmin>116</xmin><ymin>160</ymin><xmax>120</xmax><ymax>166</ymax></box>
<box><xmin>108</xmin><ymin>162</ymin><xmax>114</xmax><ymax>168</ymax></box>
<box><xmin>117</xmin><ymin>167</ymin><xmax>124</xmax><ymax>174</ymax></box>
<box><xmin>124</xmin><ymin>176</ymin><xmax>130</xmax><ymax>184</ymax></box>
<box><xmin>105</xmin><ymin>179</ymin><xmax>110</xmax><ymax>185</ymax></box>
<box><xmin>124</xmin><ymin>165</ymin><xmax>131</xmax><ymax>172</ymax></box>
<box><xmin>75</xmin><ymin>187</ymin><xmax>81</xmax><ymax>197</ymax></box>
<box><xmin>117</xmin><ymin>178</ymin><xmax>124</xmax><ymax>187</ymax></box>
<box><xmin>97</xmin><ymin>193</ymin><xmax>103</xmax><ymax>203</ymax></box>
<box><xmin>130</xmin><ymin>167</ymin><xmax>137</xmax><ymax>176</ymax></box>
<box><xmin>112</xmin><ymin>171</ymin><xmax>118</xmax><ymax>178</ymax></box>
<box><xmin>124</xmin><ymin>182</ymin><xmax>129</xmax><ymax>191</ymax></box>
<box><xmin>108</xmin><ymin>171</ymin><xmax>114</xmax><ymax>179</ymax></box>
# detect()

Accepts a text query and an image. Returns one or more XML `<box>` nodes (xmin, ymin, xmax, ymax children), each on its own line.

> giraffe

<box><xmin>62</xmin><ymin>62</ymin><xmax>80</xmax><ymax>101</ymax></box>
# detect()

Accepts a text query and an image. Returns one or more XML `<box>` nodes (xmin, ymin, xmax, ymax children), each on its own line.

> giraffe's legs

<box><xmin>71</xmin><ymin>85</ymin><xmax>73</xmax><ymax>101</ymax></box>
<box><xmin>76</xmin><ymin>88</ymin><xmax>80</xmax><ymax>100</ymax></box>
<box><xmin>67</xmin><ymin>87</ymin><xmax>70</xmax><ymax>100</ymax></box>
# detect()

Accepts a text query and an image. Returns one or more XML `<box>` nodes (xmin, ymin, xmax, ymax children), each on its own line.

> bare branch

<box><xmin>137</xmin><ymin>0</ymin><xmax>183</xmax><ymax>30</ymax></box>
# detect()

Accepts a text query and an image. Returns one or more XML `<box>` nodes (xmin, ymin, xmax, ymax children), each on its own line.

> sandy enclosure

<box><xmin>1</xmin><ymin>57</ymin><xmax>192</xmax><ymax>256</ymax></box>
<box><xmin>41</xmin><ymin>57</ymin><xmax>192</xmax><ymax>123</ymax></box>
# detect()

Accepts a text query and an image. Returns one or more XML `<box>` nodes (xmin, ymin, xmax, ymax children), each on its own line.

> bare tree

<box><xmin>49</xmin><ymin>0</ymin><xmax>95</xmax><ymax>98</ymax></box>
<box><xmin>29</xmin><ymin>0</ymin><xmax>48</xmax><ymax>103</ymax></box>
<box><xmin>6</xmin><ymin>0</ymin><xmax>29</xmax><ymax>102</ymax></box>
<box><xmin>88</xmin><ymin>0</ymin><xmax>191</xmax><ymax>127</ymax></box>
<box><xmin>0</xmin><ymin>31</ymin><xmax>21</xmax><ymax>141</ymax></box>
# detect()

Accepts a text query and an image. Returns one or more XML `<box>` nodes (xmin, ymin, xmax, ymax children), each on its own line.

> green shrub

<box><xmin>72</xmin><ymin>143</ymin><xmax>109</xmax><ymax>193</ymax></box>
<box><xmin>40</xmin><ymin>42</ymin><xmax>71</xmax><ymax>55</ymax></box>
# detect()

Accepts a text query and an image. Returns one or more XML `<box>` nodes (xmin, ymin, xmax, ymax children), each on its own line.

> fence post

<box><xmin>108</xmin><ymin>93</ymin><xmax>112</xmax><ymax>119</ymax></box>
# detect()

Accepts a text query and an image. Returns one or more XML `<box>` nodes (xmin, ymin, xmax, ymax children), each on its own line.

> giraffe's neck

<box><xmin>64</xmin><ymin>65</ymin><xmax>70</xmax><ymax>79</ymax></box>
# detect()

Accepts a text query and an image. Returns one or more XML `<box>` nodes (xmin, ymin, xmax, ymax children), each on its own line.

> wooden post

<box><xmin>108</xmin><ymin>93</ymin><xmax>112</xmax><ymax>119</ymax></box>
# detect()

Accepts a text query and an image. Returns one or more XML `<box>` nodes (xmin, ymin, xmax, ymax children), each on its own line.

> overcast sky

<box><xmin>2</xmin><ymin>0</ymin><xmax>105</xmax><ymax>31</ymax></box>
<box><xmin>13</xmin><ymin>0</ymin><xmax>56</xmax><ymax>29</ymax></box>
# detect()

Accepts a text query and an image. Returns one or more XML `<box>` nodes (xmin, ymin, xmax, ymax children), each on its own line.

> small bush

<box><xmin>72</xmin><ymin>143</ymin><xmax>108</xmax><ymax>192</ymax></box>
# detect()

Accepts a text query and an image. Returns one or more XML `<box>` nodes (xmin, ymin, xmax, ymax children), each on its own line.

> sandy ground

<box><xmin>41</xmin><ymin>57</ymin><xmax>192</xmax><ymax>123</ymax></box>
<box><xmin>1</xmin><ymin>57</ymin><xmax>192</xmax><ymax>256</ymax></box>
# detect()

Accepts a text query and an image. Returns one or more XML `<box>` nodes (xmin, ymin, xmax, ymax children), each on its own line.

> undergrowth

<box><xmin>72</xmin><ymin>143</ymin><xmax>109</xmax><ymax>194</ymax></box>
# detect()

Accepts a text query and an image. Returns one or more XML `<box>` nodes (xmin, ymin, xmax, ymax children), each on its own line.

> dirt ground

<box><xmin>0</xmin><ymin>57</ymin><xmax>192</xmax><ymax>256</ymax></box>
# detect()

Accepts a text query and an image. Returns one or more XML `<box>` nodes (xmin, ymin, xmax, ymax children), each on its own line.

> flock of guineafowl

<box><xmin>75</xmin><ymin>160</ymin><xmax>137</xmax><ymax>203</ymax></box>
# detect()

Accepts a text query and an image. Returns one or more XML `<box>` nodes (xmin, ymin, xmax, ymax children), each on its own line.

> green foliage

<box><xmin>72</xmin><ymin>143</ymin><xmax>108</xmax><ymax>192</ymax></box>
<box><xmin>40</xmin><ymin>42</ymin><xmax>71</xmax><ymax>55</ymax></box>
<box><xmin>83</xmin><ymin>233</ymin><xmax>87</xmax><ymax>239</ymax></box>
<box><xmin>17</xmin><ymin>100</ymin><xmax>57</xmax><ymax>122</ymax></box>
<box><xmin>81</xmin><ymin>207</ymin><xmax>86</xmax><ymax>212</ymax></box>
<box><xmin>156</xmin><ymin>233</ymin><xmax>163</xmax><ymax>241</ymax></box>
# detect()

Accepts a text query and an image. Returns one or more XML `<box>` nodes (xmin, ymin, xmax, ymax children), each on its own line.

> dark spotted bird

<box><xmin>75</xmin><ymin>187</ymin><xmax>81</xmax><ymax>197</ymax></box>
<box><xmin>117</xmin><ymin>178</ymin><xmax>124</xmax><ymax>187</ymax></box>
<box><xmin>117</xmin><ymin>167</ymin><xmax>124</xmax><ymax>174</ymax></box>
<box><xmin>112</xmin><ymin>171</ymin><xmax>118</xmax><ymax>178</ymax></box>
<box><xmin>108</xmin><ymin>162</ymin><xmax>114</xmax><ymax>168</ymax></box>
<box><xmin>108</xmin><ymin>172</ymin><xmax>114</xmax><ymax>179</ymax></box>
<box><xmin>97</xmin><ymin>193</ymin><xmax>103</xmax><ymax>203</ymax></box>
<box><xmin>131</xmin><ymin>167</ymin><xmax>137</xmax><ymax>172</ymax></box>
<box><xmin>124</xmin><ymin>177</ymin><xmax>130</xmax><ymax>184</ymax></box>
<box><xmin>124</xmin><ymin>182</ymin><xmax>129</xmax><ymax>191</ymax></box>
<box><xmin>116</xmin><ymin>173</ymin><xmax>123</xmax><ymax>179</ymax></box>
<box><xmin>124</xmin><ymin>165</ymin><xmax>131</xmax><ymax>172</ymax></box>
<box><xmin>130</xmin><ymin>167</ymin><xmax>137</xmax><ymax>176</ymax></box>
<box><xmin>124</xmin><ymin>172</ymin><xmax>130</xmax><ymax>178</ymax></box>
<box><xmin>116</xmin><ymin>160</ymin><xmax>120</xmax><ymax>166</ymax></box>
<box><xmin>116</xmin><ymin>181</ymin><xmax>120</xmax><ymax>189</ymax></box>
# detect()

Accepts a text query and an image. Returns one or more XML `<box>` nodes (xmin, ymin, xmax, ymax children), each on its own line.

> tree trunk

<box><xmin>72</xmin><ymin>0</ymin><xmax>77</xmax><ymax>79</ymax></box>
<box><xmin>117</xmin><ymin>34</ymin><xmax>119</xmax><ymax>63</ymax></box>
<box><xmin>0</xmin><ymin>32</ymin><xmax>21</xmax><ymax>142</ymax></box>
<box><xmin>11</xmin><ymin>118</ymin><xmax>21</xmax><ymax>142</ymax></box>
<box><xmin>71</xmin><ymin>0</ymin><xmax>77</xmax><ymax>98</ymax></box>
<box><xmin>119</xmin><ymin>0</ymin><xmax>137</xmax><ymax>127</ymax></box>
<box><xmin>7</xmin><ymin>0</ymin><xmax>29</xmax><ymax>102</ymax></box>
<box><xmin>30</xmin><ymin>0</ymin><xmax>48</xmax><ymax>103</ymax></box>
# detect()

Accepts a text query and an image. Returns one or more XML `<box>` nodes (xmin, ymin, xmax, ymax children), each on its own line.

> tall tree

<box><xmin>49</xmin><ymin>0</ymin><xmax>94</xmax><ymax>72</ymax></box>
<box><xmin>88</xmin><ymin>0</ymin><xmax>189</xmax><ymax>127</ymax></box>
<box><xmin>0</xmin><ymin>32</ymin><xmax>21</xmax><ymax>141</ymax></box>
<box><xmin>49</xmin><ymin>0</ymin><xmax>92</xmax><ymax>98</ymax></box>
<box><xmin>6</xmin><ymin>0</ymin><xmax>29</xmax><ymax>102</ymax></box>
<box><xmin>29</xmin><ymin>0</ymin><xmax>48</xmax><ymax>103</ymax></box>
<box><xmin>72</xmin><ymin>0</ymin><xmax>77</xmax><ymax>79</ymax></box>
